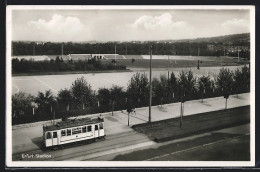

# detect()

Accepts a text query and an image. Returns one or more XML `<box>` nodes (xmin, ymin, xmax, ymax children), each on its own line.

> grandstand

<box><xmin>103</xmin><ymin>54</ymin><xmax>125</xmax><ymax>60</ymax></box>
<box><xmin>68</xmin><ymin>54</ymin><xmax>93</xmax><ymax>61</ymax></box>
<box><xmin>123</xmin><ymin>55</ymin><xmax>143</xmax><ymax>60</ymax></box>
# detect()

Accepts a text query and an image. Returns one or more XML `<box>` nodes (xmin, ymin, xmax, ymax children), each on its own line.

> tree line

<box><xmin>12</xmin><ymin>41</ymin><xmax>250</xmax><ymax>58</ymax></box>
<box><xmin>12</xmin><ymin>66</ymin><xmax>250</xmax><ymax>125</ymax></box>
<box><xmin>12</xmin><ymin>57</ymin><xmax>126</xmax><ymax>74</ymax></box>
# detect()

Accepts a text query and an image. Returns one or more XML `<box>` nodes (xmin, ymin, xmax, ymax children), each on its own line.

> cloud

<box><xmin>132</xmin><ymin>13</ymin><xmax>186</xmax><ymax>31</ymax></box>
<box><xmin>221</xmin><ymin>18</ymin><xmax>249</xmax><ymax>29</ymax></box>
<box><xmin>28</xmin><ymin>14</ymin><xmax>84</xmax><ymax>37</ymax></box>
<box><xmin>220</xmin><ymin>18</ymin><xmax>250</xmax><ymax>35</ymax></box>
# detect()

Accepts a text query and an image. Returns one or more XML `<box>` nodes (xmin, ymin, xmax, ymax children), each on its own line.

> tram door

<box><xmin>45</xmin><ymin>132</ymin><xmax>52</xmax><ymax>147</ymax></box>
<box><xmin>52</xmin><ymin>131</ymin><xmax>58</xmax><ymax>146</ymax></box>
<box><xmin>94</xmin><ymin>124</ymin><xmax>99</xmax><ymax>138</ymax></box>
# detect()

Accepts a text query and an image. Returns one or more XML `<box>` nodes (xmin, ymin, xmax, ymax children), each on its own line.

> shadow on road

<box><xmin>31</xmin><ymin>137</ymin><xmax>43</xmax><ymax>149</ymax></box>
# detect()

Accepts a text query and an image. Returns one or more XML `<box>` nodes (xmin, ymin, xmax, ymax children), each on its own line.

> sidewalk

<box><xmin>12</xmin><ymin>93</ymin><xmax>250</xmax><ymax>154</ymax></box>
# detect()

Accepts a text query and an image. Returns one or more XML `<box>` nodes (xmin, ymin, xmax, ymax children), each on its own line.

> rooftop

<box><xmin>43</xmin><ymin>117</ymin><xmax>104</xmax><ymax>131</ymax></box>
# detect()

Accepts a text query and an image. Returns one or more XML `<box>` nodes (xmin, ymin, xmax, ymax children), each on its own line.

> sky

<box><xmin>11</xmin><ymin>8</ymin><xmax>251</xmax><ymax>42</ymax></box>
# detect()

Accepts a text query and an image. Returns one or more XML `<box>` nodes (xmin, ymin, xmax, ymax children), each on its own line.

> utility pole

<box><xmin>148</xmin><ymin>45</ymin><xmax>152</xmax><ymax>123</ymax></box>
<box><xmin>238</xmin><ymin>49</ymin><xmax>240</xmax><ymax>63</ymax></box>
<box><xmin>112</xmin><ymin>101</ymin><xmax>115</xmax><ymax>116</ymax></box>
<box><xmin>114</xmin><ymin>44</ymin><xmax>117</xmax><ymax>65</ymax></box>
<box><xmin>33</xmin><ymin>43</ymin><xmax>35</xmax><ymax>55</ymax></box>
<box><xmin>180</xmin><ymin>90</ymin><xmax>183</xmax><ymax>128</ymax></box>
<box><xmin>128</xmin><ymin>112</ymin><xmax>130</xmax><ymax>126</ymax></box>
<box><xmin>167</xmin><ymin>55</ymin><xmax>169</xmax><ymax>81</ymax></box>
<box><xmin>61</xmin><ymin>44</ymin><xmax>63</xmax><ymax>59</ymax></box>
<box><xmin>12</xmin><ymin>42</ymin><xmax>13</xmax><ymax>56</ymax></box>
<box><xmin>126</xmin><ymin>44</ymin><xmax>127</xmax><ymax>55</ymax></box>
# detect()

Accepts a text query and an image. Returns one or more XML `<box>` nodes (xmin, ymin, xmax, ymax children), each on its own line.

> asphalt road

<box><xmin>12</xmin><ymin>130</ymin><xmax>154</xmax><ymax>161</ymax></box>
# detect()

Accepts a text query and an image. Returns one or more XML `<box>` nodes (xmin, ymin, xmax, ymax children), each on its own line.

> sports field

<box><xmin>12</xmin><ymin>65</ymin><xmax>247</xmax><ymax>96</ymax></box>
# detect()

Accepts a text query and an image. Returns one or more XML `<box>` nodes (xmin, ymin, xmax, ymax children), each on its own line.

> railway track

<box><xmin>12</xmin><ymin>130</ymin><xmax>153</xmax><ymax>161</ymax></box>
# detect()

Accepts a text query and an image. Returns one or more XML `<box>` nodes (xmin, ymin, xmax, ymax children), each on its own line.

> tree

<box><xmin>233</xmin><ymin>69</ymin><xmax>243</xmax><ymax>97</ymax></box>
<box><xmin>12</xmin><ymin>92</ymin><xmax>35</xmax><ymax>120</ymax></box>
<box><xmin>71</xmin><ymin>77</ymin><xmax>93</xmax><ymax>110</ymax></box>
<box><xmin>177</xmin><ymin>71</ymin><xmax>197</xmax><ymax>128</ymax></box>
<box><xmin>127</xmin><ymin>72</ymin><xmax>149</xmax><ymax>107</ymax></box>
<box><xmin>152</xmin><ymin>75</ymin><xmax>168</xmax><ymax>107</ymax></box>
<box><xmin>241</xmin><ymin>65</ymin><xmax>250</xmax><ymax>92</ymax></box>
<box><xmin>169</xmin><ymin>72</ymin><xmax>177</xmax><ymax>102</ymax></box>
<box><xmin>57</xmin><ymin>89</ymin><xmax>73</xmax><ymax>111</ymax></box>
<box><xmin>197</xmin><ymin>75</ymin><xmax>212</xmax><ymax>102</ymax></box>
<box><xmin>97</xmin><ymin>88</ymin><xmax>111</xmax><ymax>112</ymax></box>
<box><xmin>178</xmin><ymin>71</ymin><xmax>197</xmax><ymax>101</ymax></box>
<box><xmin>55</xmin><ymin>56</ymin><xmax>61</xmax><ymax>64</ymax></box>
<box><xmin>35</xmin><ymin>90</ymin><xmax>56</xmax><ymax>120</ymax></box>
<box><xmin>110</xmin><ymin>85</ymin><xmax>126</xmax><ymax>111</ymax></box>
<box><xmin>216</xmin><ymin>68</ymin><xmax>234</xmax><ymax>109</ymax></box>
<box><xmin>152</xmin><ymin>78</ymin><xmax>161</xmax><ymax>105</ymax></box>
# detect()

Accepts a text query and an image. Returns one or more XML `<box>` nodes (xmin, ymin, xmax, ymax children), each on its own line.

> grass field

<box><xmin>11</xmin><ymin>55</ymin><xmax>249</xmax><ymax>96</ymax></box>
<box><xmin>101</xmin><ymin>56</ymin><xmax>248</xmax><ymax>69</ymax></box>
<box><xmin>12</xmin><ymin>65</ymin><xmax>247</xmax><ymax>96</ymax></box>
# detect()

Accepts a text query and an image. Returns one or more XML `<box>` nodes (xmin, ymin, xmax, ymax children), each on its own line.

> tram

<box><xmin>42</xmin><ymin>117</ymin><xmax>105</xmax><ymax>148</ymax></box>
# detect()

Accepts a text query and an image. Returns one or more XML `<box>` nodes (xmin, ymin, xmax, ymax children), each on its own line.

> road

<box><xmin>11</xmin><ymin>93</ymin><xmax>251</xmax><ymax>161</ymax></box>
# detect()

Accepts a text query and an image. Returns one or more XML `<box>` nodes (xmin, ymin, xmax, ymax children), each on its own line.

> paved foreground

<box><xmin>11</xmin><ymin>93</ymin><xmax>250</xmax><ymax>161</ymax></box>
<box><xmin>111</xmin><ymin>124</ymin><xmax>250</xmax><ymax>161</ymax></box>
<box><xmin>133</xmin><ymin>106</ymin><xmax>249</xmax><ymax>142</ymax></box>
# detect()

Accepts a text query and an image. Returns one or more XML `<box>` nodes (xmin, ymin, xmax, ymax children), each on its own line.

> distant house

<box><xmin>12</xmin><ymin>55</ymin><xmax>50</xmax><ymax>61</ymax></box>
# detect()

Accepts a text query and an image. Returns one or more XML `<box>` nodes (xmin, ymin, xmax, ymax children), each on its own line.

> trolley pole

<box><xmin>148</xmin><ymin>45</ymin><xmax>152</xmax><ymax>123</ymax></box>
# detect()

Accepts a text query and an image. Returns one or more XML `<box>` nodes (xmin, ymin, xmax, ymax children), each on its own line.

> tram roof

<box><xmin>43</xmin><ymin>117</ymin><xmax>104</xmax><ymax>132</ymax></box>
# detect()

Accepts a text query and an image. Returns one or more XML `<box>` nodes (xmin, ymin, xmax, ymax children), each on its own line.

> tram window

<box><xmin>82</xmin><ymin>126</ymin><xmax>87</xmax><ymax>133</ymax></box>
<box><xmin>46</xmin><ymin>132</ymin><xmax>52</xmax><ymax>139</ymax></box>
<box><xmin>72</xmin><ymin>127</ymin><xmax>82</xmax><ymax>135</ymax></box>
<box><xmin>100</xmin><ymin>123</ymin><xmax>104</xmax><ymax>129</ymax></box>
<box><xmin>87</xmin><ymin>126</ymin><xmax>92</xmax><ymax>132</ymax></box>
<box><xmin>53</xmin><ymin>132</ymin><xmax>57</xmax><ymax>138</ymax></box>
<box><xmin>61</xmin><ymin>130</ymin><xmax>66</xmax><ymax>136</ymax></box>
<box><xmin>67</xmin><ymin>129</ymin><xmax>71</xmax><ymax>136</ymax></box>
<box><xmin>95</xmin><ymin>125</ymin><xmax>98</xmax><ymax>131</ymax></box>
